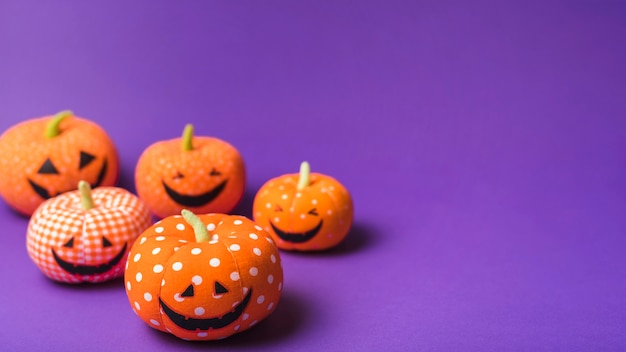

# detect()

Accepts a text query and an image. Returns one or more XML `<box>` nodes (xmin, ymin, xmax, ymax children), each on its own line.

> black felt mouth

<box><xmin>270</xmin><ymin>220</ymin><xmax>324</xmax><ymax>243</ymax></box>
<box><xmin>51</xmin><ymin>242</ymin><xmax>127</xmax><ymax>276</ymax></box>
<box><xmin>27</xmin><ymin>158</ymin><xmax>109</xmax><ymax>200</ymax></box>
<box><xmin>162</xmin><ymin>179</ymin><xmax>228</xmax><ymax>207</ymax></box>
<box><xmin>160</xmin><ymin>287</ymin><xmax>252</xmax><ymax>331</ymax></box>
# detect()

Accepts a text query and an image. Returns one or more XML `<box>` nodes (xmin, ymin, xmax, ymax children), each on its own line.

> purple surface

<box><xmin>1</xmin><ymin>0</ymin><xmax>625</xmax><ymax>350</ymax></box>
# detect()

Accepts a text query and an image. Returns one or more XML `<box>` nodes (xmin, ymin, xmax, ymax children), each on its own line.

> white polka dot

<box><xmin>249</xmin><ymin>233</ymin><xmax>258</xmax><ymax>240</ymax></box>
<box><xmin>257</xmin><ymin>295</ymin><xmax>265</xmax><ymax>304</ymax></box>
<box><xmin>192</xmin><ymin>275</ymin><xmax>203</xmax><ymax>285</ymax></box>
<box><xmin>274</xmin><ymin>217</ymin><xmax>280</xmax><ymax>223</ymax></box>
<box><xmin>194</xmin><ymin>307</ymin><xmax>205</xmax><ymax>315</ymax></box>
<box><xmin>312</xmin><ymin>199</ymin><xmax>318</xmax><ymax>205</ymax></box>
<box><xmin>207</xmin><ymin>223</ymin><xmax>216</xmax><ymax>231</ymax></box>
<box><xmin>150</xmin><ymin>319</ymin><xmax>160</xmax><ymax>326</ymax></box>
<box><xmin>173</xmin><ymin>247</ymin><xmax>180</xmax><ymax>252</ymax></box>
<box><xmin>161</xmin><ymin>279</ymin><xmax>166</xmax><ymax>286</ymax></box>
<box><xmin>230</xmin><ymin>272</ymin><xmax>240</xmax><ymax>281</ymax></box>
<box><xmin>296</xmin><ymin>192</ymin><xmax>302</xmax><ymax>198</ymax></box>
<box><xmin>174</xmin><ymin>293</ymin><xmax>184</xmax><ymax>302</ymax></box>
<box><xmin>265</xmin><ymin>203</ymin><xmax>271</xmax><ymax>209</ymax></box>
<box><xmin>210</xmin><ymin>258</ymin><xmax>220</xmax><ymax>267</ymax></box>
<box><xmin>233</xmin><ymin>219</ymin><xmax>243</xmax><ymax>225</ymax></box>
<box><xmin>134</xmin><ymin>302</ymin><xmax>140</xmax><ymax>310</ymax></box>
<box><xmin>139</xmin><ymin>237</ymin><xmax>147</xmax><ymax>244</ymax></box>
<box><xmin>155</xmin><ymin>236</ymin><xmax>165</xmax><ymax>241</ymax></box>
<box><xmin>144</xmin><ymin>292</ymin><xmax>152</xmax><ymax>302</ymax></box>
<box><xmin>267</xmin><ymin>302</ymin><xmax>274</xmax><ymax>310</ymax></box>
<box><xmin>153</xmin><ymin>264</ymin><xmax>164</xmax><ymax>273</ymax></box>
<box><xmin>176</xmin><ymin>223</ymin><xmax>185</xmax><ymax>231</ymax></box>
<box><xmin>155</xmin><ymin>227</ymin><xmax>164</xmax><ymax>233</ymax></box>
<box><xmin>249</xmin><ymin>267</ymin><xmax>258</xmax><ymax>276</ymax></box>
<box><xmin>209</xmin><ymin>240</ymin><xmax>218</xmax><ymax>244</ymax></box>
<box><xmin>234</xmin><ymin>324</ymin><xmax>240</xmax><ymax>331</ymax></box>
<box><xmin>152</xmin><ymin>247</ymin><xmax>161</xmax><ymax>255</ymax></box>
<box><xmin>253</xmin><ymin>248</ymin><xmax>262</xmax><ymax>256</ymax></box>
<box><xmin>197</xmin><ymin>332</ymin><xmax>208</xmax><ymax>337</ymax></box>
<box><xmin>211</xmin><ymin>234</ymin><xmax>219</xmax><ymax>241</ymax></box>
<box><xmin>126</xmin><ymin>281</ymin><xmax>131</xmax><ymax>290</ymax></box>
<box><xmin>281</xmin><ymin>194</ymin><xmax>288</xmax><ymax>200</ymax></box>
<box><xmin>229</xmin><ymin>244</ymin><xmax>240</xmax><ymax>251</ymax></box>
<box><xmin>267</xmin><ymin>275</ymin><xmax>274</xmax><ymax>284</ymax></box>
<box><xmin>172</xmin><ymin>262</ymin><xmax>183</xmax><ymax>271</ymax></box>
<box><xmin>191</xmin><ymin>248</ymin><xmax>202</xmax><ymax>255</ymax></box>
<box><xmin>133</xmin><ymin>253</ymin><xmax>141</xmax><ymax>262</ymax></box>
<box><xmin>243</xmin><ymin>313</ymin><xmax>249</xmax><ymax>320</ymax></box>
<box><xmin>270</xmin><ymin>254</ymin><xmax>277</xmax><ymax>263</ymax></box>
<box><xmin>327</xmin><ymin>210</ymin><xmax>333</xmax><ymax>215</ymax></box>
<box><xmin>250</xmin><ymin>320</ymin><xmax>258</xmax><ymax>327</ymax></box>
<box><xmin>135</xmin><ymin>272</ymin><xmax>142</xmax><ymax>282</ymax></box>
<box><xmin>254</xmin><ymin>225</ymin><xmax>263</xmax><ymax>231</ymax></box>
<box><xmin>278</xmin><ymin>282</ymin><xmax>283</xmax><ymax>291</ymax></box>
<box><xmin>243</xmin><ymin>287</ymin><xmax>249</xmax><ymax>295</ymax></box>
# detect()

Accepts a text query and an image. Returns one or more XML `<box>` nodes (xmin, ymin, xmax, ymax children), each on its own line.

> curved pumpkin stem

<box><xmin>181</xmin><ymin>209</ymin><xmax>210</xmax><ymax>242</ymax></box>
<box><xmin>297</xmin><ymin>161</ymin><xmax>311</xmax><ymax>190</ymax></box>
<box><xmin>182</xmin><ymin>124</ymin><xmax>194</xmax><ymax>151</ymax></box>
<box><xmin>45</xmin><ymin>110</ymin><xmax>73</xmax><ymax>139</ymax></box>
<box><xmin>78</xmin><ymin>180</ymin><xmax>94</xmax><ymax>210</ymax></box>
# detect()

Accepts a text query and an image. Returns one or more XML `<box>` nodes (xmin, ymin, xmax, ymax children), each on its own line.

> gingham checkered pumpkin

<box><xmin>26</xmin><ymin>183</ymin><xmax>153</xmax><ymax>283</ymax></box>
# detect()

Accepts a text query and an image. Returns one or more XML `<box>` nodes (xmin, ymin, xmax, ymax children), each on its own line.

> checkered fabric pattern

<box><xmin>26</xmin><ymin>186</ymin><xmax>153</xmax><ymax>283</ymax></box>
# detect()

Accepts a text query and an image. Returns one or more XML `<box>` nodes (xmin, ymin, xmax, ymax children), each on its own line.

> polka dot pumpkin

<box><xmin>135</xmin><ymin>124</ymin><xmax>245</xmax><ymax>219</ymax></box>
<box><xmin>125</xmin><ymin>210</ymin><xmax>283</xmax><ymax>341</ymax></box>
<box><xmin>27</xmin><ymin>181</ymin><xmax>152</xmax><ymax>283</ymax></box>
<box><xmin>253</xmin><ymin>161</ymin><xmax>353</xmax><ymax>251</ymax></box>
<box><xmin>0</xmin><ymin>111</ymin><xmax>119</xmax><ymax>215</ymax></box>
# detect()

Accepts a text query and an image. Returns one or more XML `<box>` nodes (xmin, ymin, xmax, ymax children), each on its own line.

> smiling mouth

<box><xmin>160</xmin><ymin>287</ymin><xmax>252</xmax><ymax>331</ymax></box>
<box><xmin>270</xmin><ymin>220</ymin><xmax>324</xmax><ymax>243</ymax></box>
<box><xmin>28</xmin><ymin>159</ymin><xmax>109</xmax><ymax>200</ymax></box>
<box><xmin>51</xmin><ymin>241</ymin><xmax>127</xmax><ymax>276</ymax></box>
<box><xmin>162</xmin><ymin>179</ymin><xmax>228</xmax><ymax>207</ymax></box>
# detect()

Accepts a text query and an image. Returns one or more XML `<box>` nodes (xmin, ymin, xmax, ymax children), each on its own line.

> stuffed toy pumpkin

<box><xmin>26</xmin><ymin>181</ymin><xmax>152</xmax><ymax>283</ymax></box>
<box><xmin>135</xmin><ymin>124</ymin><xmax>245</xmax><ymax>219</ymax></box>
<box><xmin>0</xmin><ymin>111</ymin><xmax>119</xmax><ymax>215</ymax></box>
<box><xmin>124</xmin><ymin>210</ymin><xmax>283</xmax><ymax>341</ymax></box>
<box><xmin>253</xmin><ymin>161</ymin><xmax>353</xmax><ymax>251</ymax></box>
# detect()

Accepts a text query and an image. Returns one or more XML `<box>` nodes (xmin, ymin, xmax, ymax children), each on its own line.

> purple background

<box><xmin>1</xmin><ymin>1</ymin><xmax>625</xmax><ymax>350</ymax></box>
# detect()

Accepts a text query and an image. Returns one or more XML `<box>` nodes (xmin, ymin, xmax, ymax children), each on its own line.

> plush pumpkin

<box><xmin>124</xmin><ymin>210</ymin><xmax>283</xmax><ymax>341</ymax></box>
<box><xmin>253</xmin><ymin>161</ymin><xmax>353</xmax><ymax>251</ymax></box>
<box><xmin>0</xmin><ymin>111</ymin><xmax>119</xmax><ymax>215</ymax></box>
<box><xmin>135</xmin><ymin>124</ymin><xmax>245</xmax><ymax>219</ymax></box>
<box><xmin>26</xmin><ymin>181</ymin><xmax>152</xmax><ymax>283</ymax></box>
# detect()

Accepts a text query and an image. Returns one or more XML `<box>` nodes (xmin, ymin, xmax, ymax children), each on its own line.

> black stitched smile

<box><xmin>270</xmin><ymin>220</ymin><xmax>324</xmax><ymax>243</ymax></box>
<box><xmin>51</xmin><ymin>241</ymin><xmax>127</xmax><ymax>276</ymax></box>
<box><xmin>28</xmin><ymin>158</ymin><xmax>109</xmax><ymax>200</ymax></box>
<box><xmin>162</xmin><ymin>179</ymin><xmax>228</xmax><ymax>207</ymax></box>
<box><xmin>159</xmin><ymin>287</ymin><xmax>252</xmax><ymax>331</ymax></box>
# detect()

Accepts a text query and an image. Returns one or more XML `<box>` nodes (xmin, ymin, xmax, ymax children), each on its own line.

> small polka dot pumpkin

<box><xmin>27</xmin><ymin>181</ymin><xmax>152</xmax><ymax>283</ymax></box>
<box><xmin>124</xmin><ymin>210</ymin><xmax>283</xmax><ymax>341</ymax></box>
<box><xmin>253</xmin><ymin>161</ymin><xmax>353</xmax><ymax>251</ymax></box>
<box><xmin>0</xmin><ymin>111</ymin><xmax>119</xmax><ymax>215</ymax></box>
<box><xmin>135</xmin><ymin>124</ymin><xmax>245</xmax><ymax>219</ymax></box>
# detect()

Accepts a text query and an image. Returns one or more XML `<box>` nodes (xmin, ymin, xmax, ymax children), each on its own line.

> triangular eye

<box><xmin>308</xmin><ymin>208</ymin><xmax>319</xmax><ymax>216</ymax></box>
<box><xmin>215</xmin><ymin>281</ymin><xmax>228</xmax><ymax>294</ymax></box>
<box><xmin>274</xmin><ymin>205</ymin><xmax>283</xmax><ymax>212</ymax></box>
<box><xmin>102</xmin><ymin>237</ymin><xmax>113</xmax><ymax>248</ymax></box>
<box><xmin>79</xmin><ymin>151</ymin><xmax>96</xmax><ymax>169</ymax></box>
<box><xmin>63</xmin><ymin>237</ymin><xmax>74</xmax><ymax>248</ymax></box>
<box><xmin>38</xmin><ymin>158</ymin><xmax>59</xmax><ymax>174</ymax></box>
<box><xmin>181</xmin><ymin>284</ymin><xmax>195</xmax><ymax>297</ymax></box>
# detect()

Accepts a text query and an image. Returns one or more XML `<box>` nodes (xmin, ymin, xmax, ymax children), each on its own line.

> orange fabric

<box><xmin>124</xmin><ymin>213</ymin><xmax>283</xmax><ymax>341</ymax></box>
<box><xmin>135</xmin><ymin>136</ymin><xmax>245</xmax><ymax>219</ymax></box>
<box><xmin>26</xmin><ymin>187</ymin><xmax>152</xmax><ymax>283</ymax></box>
<box><xmin>253</xmin><ymin>172</ymin><xmax>353</xmax><ymax>251</ymax></box>
<box><xmin>0</xmin><ymin>115</ymin><xmax>119</xmax><ymax>215</ymax></box>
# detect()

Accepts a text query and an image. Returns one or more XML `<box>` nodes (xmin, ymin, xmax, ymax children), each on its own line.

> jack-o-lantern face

<box><xmin>27</xmin><ymin>182</ymin><xmax>152</xmax><ymax>283</ymax></box>
<box><xmin>124</xmin><ymin>211</ymin><xmax>283</xmax><ymax>341</ymax></box>
<box><xmin>0</xmin><ymin>111</ymin><xmax>119</xmax><ymax>215</ymax></box>
<box><xmin>135</xmin><ymin>124</ymin><xmax>245</xmax><ymax>219</ymax></box>
<box><xmin>253</xmin><ymin>162</ymin><xmax>353</xmax><ymax>251</ymax></box>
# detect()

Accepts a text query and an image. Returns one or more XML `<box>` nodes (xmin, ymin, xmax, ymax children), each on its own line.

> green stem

<box><xmin>78</xmin><ymin>181</ymin><xmax>94</xmax><ymax>210</ymax></box>
<box><xmin>181</xmin><ymin>209</ymin><xmax>210</xmax><ymax>242</ymax></box>
<box><xmin>297</xmin><ymin>161</ymin><xmax>311</xmax><ymax>190</ymax></box>
<box><xmin>45</xmin><ymin>111</ymin><xmax>73</xmax><ymax>139</ymax></box>
<box><xmin>182</xmin><ymin>124</ymin><xmax>194</xmax><ymax>151</ymax></box>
